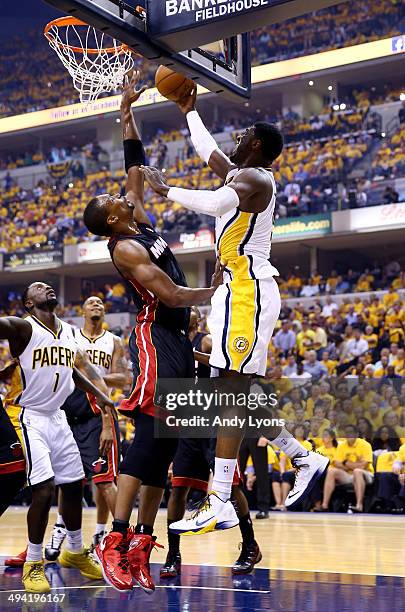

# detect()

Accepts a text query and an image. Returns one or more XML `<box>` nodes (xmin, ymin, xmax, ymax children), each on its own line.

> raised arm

<box><xmin>140</xmin><ymin>165</ymin><xmax>272</xmax><ymax>216</ymax></box>
<box><xmin>103</xmin><ymin>336</ymin><xmax>131</xmax><ymax>388</ymax></box>
<box><xmin>120</xmin><ymin>70</ymin><xmax>150</xmax><ymax>226</ymax></box>
<box><xmin>113</xmin><ymin>240</ymin><xmax>223</xmax><ymax>308</ymax></box>
<box><xmin>0</xmin><ymin>317</ymin><xmax>32</xmax><ymax>357</ymax></box>
<box><xmin>176</xmin><ymin>85</ymin><xmax>235</xmax><ymax>180</ymax></box>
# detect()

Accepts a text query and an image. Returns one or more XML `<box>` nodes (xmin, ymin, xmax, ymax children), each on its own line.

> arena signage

<box><xmin>332</xmin><ymin>203</ymin><xmax>405</xmax><ymax>234</ymax></box>
<box><xmin>77</xmin><ymin>241</ymin><xmax>110</xmax><ymax>263</ymax></box>
<box><xmin>0</xmin><ymin>38</ymin><xmax>398</xmax><ymax>135</ymax></box>
<box><xmin>164</xmin><ymin>0</ymin><xmax>269</xmax><ymax>22</ymax></box>
<box><xmin>273</xmin><ymin>214</ymin><xmax>332</xmax><ymax>240</ymax></box>
<box><xmin>3</xmin><ymin>249</ymin><xmax>63</xmax><ymax>271</ymax></box>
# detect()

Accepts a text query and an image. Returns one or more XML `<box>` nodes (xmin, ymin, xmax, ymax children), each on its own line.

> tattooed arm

<box><xmin>73</xmin><ymin>349</ymin><xmax>113</xmax><ymax>414</ymax></box>
<box><xmin>103</xmin><ymin>336</ymin><xmax>131</xmax><ymax>388</ymax></box>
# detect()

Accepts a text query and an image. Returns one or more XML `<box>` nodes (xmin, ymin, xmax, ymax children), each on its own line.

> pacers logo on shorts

<box><xmin>233</xmin><ymin>337</ymin><xmax>249</xmax><ymax>353</ymax></box>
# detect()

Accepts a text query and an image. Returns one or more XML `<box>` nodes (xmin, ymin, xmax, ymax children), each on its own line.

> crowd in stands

<box><xmin>1</xmin><ymin>265</ymin><xmax>404</xmax><ymax>512</ymax></box>
<box><xmin>1</xmin><ymin>0</ymin><xmax>403</xmax><ymax>118</ymax></box>
<box><xmin>0</xmin><ymin>141</ymin><xmax>108</xmax><ymax>172</ymax></box>
<box><xmin>250</xmin><ymin>0</ymin><xmax>403</xmax><ymax>66</ymax></box>
<box><xmin>1</xmin><ymin>104</ymin><xmax>404</xmax><ymax>253</ymax></box>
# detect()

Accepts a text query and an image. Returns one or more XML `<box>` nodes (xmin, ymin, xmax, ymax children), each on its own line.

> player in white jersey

<box><xmin>44</xmin><ymin>296</ymin><xmax>129</xmax><ymax>560</ymax></box>
<box><xmin>141</xmin><ymin>86</ymin><xmax>329</xmax><ymax>534</ymax></box>
<box><xmin>1</xmin><ymin>282</ymin><xmax>113</xmax><ymax>593</ymax></box>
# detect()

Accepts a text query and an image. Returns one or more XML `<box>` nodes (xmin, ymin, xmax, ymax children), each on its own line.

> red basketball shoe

<box><xmin>5</xmin><ymin>548</ymin><xmax>27</xmax><ymax>567</ymax></box>
<box><xmin>94</xmin><ymin>529</ymin><xmax>133</xmax><ymax>591</ymax></box>
<box><xmin>127</xmin><ymin>533</ymin><xmax>163</xmax><ymax>594</ymax></box>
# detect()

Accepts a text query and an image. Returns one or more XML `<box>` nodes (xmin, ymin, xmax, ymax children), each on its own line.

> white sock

<box><xmin>56</xmin><ymin>514</ymin><xmax>65</xmax><ymax>527</ymax></box>
<box><xmin>27</xmin><ymin>541</ymin><xmax>43</xmax><ymax>562</ymax></box>
<box><xmin>211</xmin><ymin>457</ymin><xmax>237</xmax><ymax>502</ymax></box>
<box><xmin>65</xmin><ymin>529</ymin><xmax>83</xmax><ymax>553</ymax></box>
<box><xmin>95</xmin><ymin>523</ymin><xmax>107</xmax><ymax>535</ymax></box>
<box><xmin>271</xmin><ymin>427</ymin><xmax>308</xmax><ymax>459</ymax></box>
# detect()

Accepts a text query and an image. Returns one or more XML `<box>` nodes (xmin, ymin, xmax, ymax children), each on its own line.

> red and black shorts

<box><xmin>120</xmin><ymin>322</ymin><xmax>195</xmax><ymax>418</ymax></box>
<box><xmin>172</xmin><ymin>438</ymin><xmax>242</xmax><ymax>492</ymax></box>
<box><xmin>68</xmin><ymin>412</ymin><xmax>120</xmax><ymax>484</ymax></box>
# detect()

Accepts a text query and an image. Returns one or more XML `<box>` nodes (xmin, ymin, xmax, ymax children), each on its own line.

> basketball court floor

<box><xmin>1</xmin><ymin>508</ymin><xmax>405</xmax><ymax>611</ymax></box>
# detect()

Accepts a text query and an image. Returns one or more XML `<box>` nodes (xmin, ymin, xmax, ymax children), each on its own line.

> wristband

<box><xmin>124</xmin><ymin>139</ymin><xmax>146</xmax><ymax>172</ymax></box>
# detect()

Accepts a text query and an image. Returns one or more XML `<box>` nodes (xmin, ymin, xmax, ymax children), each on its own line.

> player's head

<box><xmin>83</xmin><ymin>193</ymin><xmax>135</xmax><ymax>237</ymax></box>
<box><xmin>82</xmin><ymin>296</ymin><xmax>105</xmax><ymax>323</ymax></box>
<box><xmin>22</xmin><ymin>282</ymin><xmax>58</xmax><ymax>312</ymax></box>
<box><xmin>189</xmin><ymin>306</ymin><xmax>201</xmax><ymax>334</ymax></box>
<box><xmin>229</xmin><ymin>122</ymin><xmax>284</xmax><ymax>165</ymax></box>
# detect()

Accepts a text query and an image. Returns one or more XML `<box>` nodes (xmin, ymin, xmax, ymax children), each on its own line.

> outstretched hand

<box><xmin>121</xmin><ymin>69</ymin><xmax>147</xmax><ymax>108</ymax></box>
<box><xmin>139</xmin><ymin>166</ymin><xmax>169</xmax><ymax>197</ymax></box>
<box><xmin>176</xmin><ymin>83</ymin><xmax>197</xmax><ymax>115</ymax></box>
<box><xmin>211</xmin><ymin>257</ymin><xmax>225</xmax><ymax>291</ymax></box>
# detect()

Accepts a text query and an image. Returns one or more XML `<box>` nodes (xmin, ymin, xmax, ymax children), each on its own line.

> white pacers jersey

<box><xmin>73</xmin><ymin>329</ymin><xmax>115</xmax><ymax>377</ymax></box>
<box><xmin>216</xmin><ymin>167</ymin><xmax>279</xmax><ymax>282</ymax></box>
<box><xmin>16</xmin><ymin>316</ymin><xmax>77</xmax><ymax>414</ymax></box>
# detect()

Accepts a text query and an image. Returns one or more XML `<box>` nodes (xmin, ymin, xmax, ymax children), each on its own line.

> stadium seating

<box><xmin>0</xmin><ymin>0</ymin><xmax>402</xmax><ymax>118</ymax></box>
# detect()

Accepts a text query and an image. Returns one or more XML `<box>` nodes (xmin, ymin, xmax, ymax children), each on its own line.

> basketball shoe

<box><xmin>5</xmin><ymin>547</ymin><xmax>27</xmax><ymax>567</ymax></box>
<box><xmin>94</xmin><ymin>529</ymin><xmax>133</xmax><ymax>591</ymax></box>
<box><xmin>22</xmin><ymin>561</ymin><xmax>51</xmax><ymax>593</ymax></box>
<box><xmin>59</xmin><ymin>547</ymin><xmax>103</xmax><ymax>580</ymax></box>
<box><xmin>127</xmin><ymin>533</ymin><xmax>163</xmax><ymax>593</ymax></box>
<box><xmin>160</xmin><ymin>550</ymin><xmax>182</xmax><ymax>578</ymax></box>
<box><xmin>169</xmin><ymin>492</ymin><xmax>239</xmax><ymax>535</ymax></box>
<box><xmin>232</xmin><ymin>541</ymin><xmax>262</xmax><ymax>575</ymax></box>
<box><xmin>45</xmin><ymin>523</ymin><xmax>66</xmax><ymax>561</ymax></box>
<box><xmin>89</xmin><ymin>530</ymin><xmax>108</xmax><ymax>555</ymax></box>
<box><xmin>285</xmin><ymin>451</ymin><xmax>329</xmax><ymax>509</ymax></box>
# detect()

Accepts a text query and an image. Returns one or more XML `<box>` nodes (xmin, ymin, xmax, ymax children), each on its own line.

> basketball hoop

<box><xmin>44</xmin><ymin>16</ymin><xmax>134</xmax><ymax>103</ymax></box>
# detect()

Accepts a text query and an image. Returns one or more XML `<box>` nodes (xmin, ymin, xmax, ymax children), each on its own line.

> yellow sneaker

<box><xmin>22</xmin><ymin>561</ymin><xmax>51</xmax><ymax>593</ymax></box>
<box><xmin>59</xmin><ymin>547</ymin><xmax>103</xmax><ymax>580</ymax></box>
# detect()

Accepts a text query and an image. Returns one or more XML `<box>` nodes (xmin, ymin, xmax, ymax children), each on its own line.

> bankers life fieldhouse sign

<box><xmin>164</xmin><ymin>0</ymin><xmax>269</xmax><ymax>22</ymax></box>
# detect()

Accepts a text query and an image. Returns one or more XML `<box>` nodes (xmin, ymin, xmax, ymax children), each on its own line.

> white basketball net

<box><xmin>45</xmin><ymin>21</ymin><xmax>134</xmax><ymax>103</ymax></box>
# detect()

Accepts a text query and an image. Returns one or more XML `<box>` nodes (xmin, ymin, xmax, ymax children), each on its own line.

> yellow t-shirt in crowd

<box><xmin>397</xmin><ymin>443</ymin><xmax>405</xmax><ymax>464</ymax></box>
<box><xmin>376</xmin><ymin>451</ymin><xmax>399</xmax><ymax>473</ymax></box>
<box><xmin>317</xmin><ymin>443</ymin><xmax>339</xmax><ymax>467</ymax></box>
<box><xmin>335</xmin><ymin>438</ymin><xmax>374</xmax><ymax>473</ymax></box>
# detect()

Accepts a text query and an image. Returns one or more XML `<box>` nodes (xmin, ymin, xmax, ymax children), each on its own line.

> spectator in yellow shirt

<box><xmin>296</xmin><ymin>320</ymin><xmax>316</xmax><ymax>357</ymax></box>
<box><xmin>383</xmin><ymin>287</ymin><xmax>400</xmax><ymax>309</ymax></box>
<box><xmin>375</xmin><ymin>439</ymin><xmax>405</xmax><ymax>511</ymax></box>
<box><xmin>320</xmin><ymin>350</ymin><xmax>338</xmax><ymax>375</ymax></box>
<box><xmin>312</xmin><ymin>429</ymin><xmax>339</xmax><ymax>510</ymax></box>
<box><xmin>319</xmin><ymin>425</ymin><xmax>373</xmax><ymax>512</ymax></box>
<box><xmin>392</xmin><ymin>348</ymin><xmax>405</xmax><ymax>376</ymax></box>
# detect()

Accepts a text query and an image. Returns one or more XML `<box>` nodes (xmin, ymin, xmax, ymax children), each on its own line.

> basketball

<box><xmin>155</xmin><ymin>66</ymin><xmax>195</xmax><ymax>103</ymax></box>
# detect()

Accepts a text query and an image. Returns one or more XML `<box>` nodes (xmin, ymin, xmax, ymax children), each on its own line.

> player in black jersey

<box><xmin>83</xmin><ymin>70</ymin><xmax>223</xmax><ymax>594</ymax></box>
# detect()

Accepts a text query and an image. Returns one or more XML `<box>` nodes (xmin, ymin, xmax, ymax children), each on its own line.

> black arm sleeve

<box><xmin>124</xmin><ymin>139</ymin><xmax>146</xmax><ymax>173</ymax></box>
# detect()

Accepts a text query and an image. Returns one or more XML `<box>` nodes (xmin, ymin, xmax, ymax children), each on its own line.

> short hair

<box><xmin>253</xmin><ymin>122</ymin><xmax>284</xmax><ymax>162</ymax></box>
<box><xmin>83</xmin><ymin>197</ymin><xmax>111</xmax><ymax>237</ymax></box>
<box><xmin>21</xmin><ymin>285</ymin><xmax>31</xmax><ymax>311</ymax></box>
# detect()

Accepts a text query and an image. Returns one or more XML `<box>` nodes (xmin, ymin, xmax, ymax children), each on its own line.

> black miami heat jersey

<box><xmin>108</xmin><ymin>223</ymin><xmax>190</xmax><ymax>335</ymax></box>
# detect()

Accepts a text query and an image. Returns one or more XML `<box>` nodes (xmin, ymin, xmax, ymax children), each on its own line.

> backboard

<box><xmin>44</xmin><ymin>0</ymin><xmax>348</xmax><ymax>100</ymax></box>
